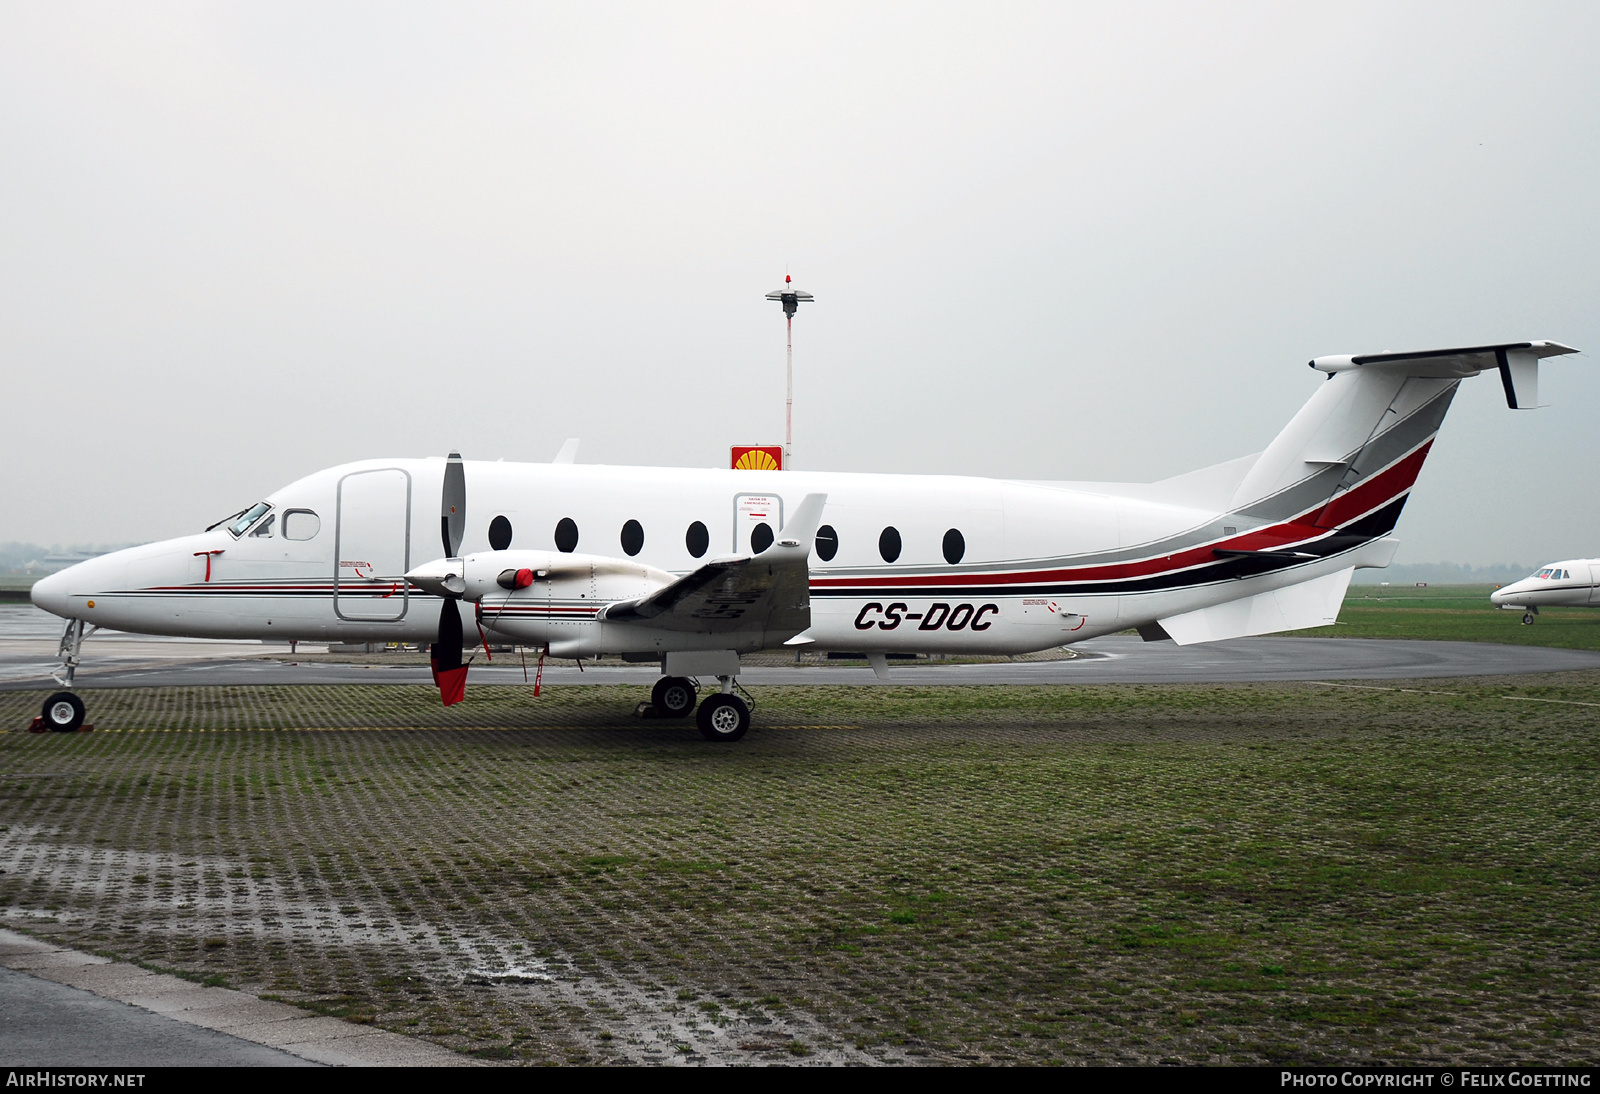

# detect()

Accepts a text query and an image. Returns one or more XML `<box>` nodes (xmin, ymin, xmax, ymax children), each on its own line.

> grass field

<box><xmin>2</xmin><ymin>678</ymin><xmax>1598</xmax><ymax>1065</ymax></box>
<box><xmin>1290</xmin><ymin>584</ymin><xmax>1600</xmax><ymax>651</ymax></box>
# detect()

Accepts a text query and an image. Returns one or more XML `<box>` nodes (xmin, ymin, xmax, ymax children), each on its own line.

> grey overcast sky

<box><xmin>2</xmin><ymin>3</ymin><xmax>1596</xmax><ymax>564</ymax></box>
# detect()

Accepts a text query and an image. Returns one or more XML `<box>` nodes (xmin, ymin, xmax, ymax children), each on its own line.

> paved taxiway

<box><xmin>0</xmin><ymin>966</ymin><xmax>314</xmax><ymax>1067</ymax></box>
<box><xmin>0</xmin><ymin>929</ymin><xmax>471</xmax><ymax>1067</ymax></box>
<box><xmin>1</xmin><ymin>598</ymin><xmax>1596</xmax><ymax>688</ymax></box>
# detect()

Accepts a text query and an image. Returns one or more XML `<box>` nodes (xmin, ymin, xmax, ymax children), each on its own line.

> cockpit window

<box><xmin>227</xmin><ymin>502</ymin><xmax>272</xmax><ymax>538</ymax></box>
<box><xmin>282</xmin><ymin>509</ymin><xmax>320</xmax><ymax>541</ymax></box>
<box><xmin>1536</xmin><ymin>568</ymin><xmax>1553</xmax><ymax>579</ymax></box>
<box><xmin>249</xmin><ymin>515</ymin><xmax>275</xmax><ymax>538</ymax></box>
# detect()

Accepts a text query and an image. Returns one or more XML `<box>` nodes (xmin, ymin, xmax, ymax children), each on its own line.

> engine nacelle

<box><xmin>408</xmin><ymin>550</ymin><xmax>676</xmax><ymax>606</ymax></box>
<box><xmin>406</xmin><ymin>547</ymin><xmax>675</xmax><ymax>614</ymax></box>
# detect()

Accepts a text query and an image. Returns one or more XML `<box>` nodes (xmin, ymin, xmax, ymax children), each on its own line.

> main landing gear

<box><xmin>650</xmin><ymin>676</ymin><xmax>698</xmax><ymax>719</ymax></box>
<box><xmin>35</xmin><ymin>618</ymin><xmax>94</xmax><ymax>733</ymax></box>
<box><xmin>648</xmin><ymin>674</ymin><xmax>752</xmax><ymax>742</ymax></box>
<box><xmin>697</xmin><ymin>690</ymin><xmax>750</xmax><ymax>743</ymax></box>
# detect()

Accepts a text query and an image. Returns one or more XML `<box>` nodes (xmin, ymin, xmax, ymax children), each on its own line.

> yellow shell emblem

<box><xmin>733</xmin><ymin>448</ymin><xmax>781</xmax><ymax>471</ymax></box>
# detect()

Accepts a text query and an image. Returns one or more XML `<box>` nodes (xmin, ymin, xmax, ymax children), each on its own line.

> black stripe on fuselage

<box><xmin>810</xmin><ymin>495</ymin><xmax>1409</xmax><ymax>599</ymax></box>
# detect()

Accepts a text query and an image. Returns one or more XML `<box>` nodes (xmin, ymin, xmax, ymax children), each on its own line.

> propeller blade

<box><xmin>430</xmin><ymin>598</ymin><xmax>467</xmax><ymax>706</ymax></box>
<box><xmin>441</xmin><ymin>452</ymin><xmax>466</xmax><ymax>558</ymax></box>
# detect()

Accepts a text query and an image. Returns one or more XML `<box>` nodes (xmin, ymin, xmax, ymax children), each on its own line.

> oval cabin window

<box><xmin>815</xmin><ymin>524</ymin><xmax>839</xmax><ymax>562</ymax></box>
<box><xmin>620</xmin><ymin>519</ymin><xmax>645</xmax><ymax>556</ymax></box>
<box><xmin>488</xmin><ymin>515</ymin><xmax>513</xmax><ymax>551</ymax></box>
<box><xmin>685</xmin><ymin>521</ymin><xmax>709</xmax><ymax>558</ymax></box>
<box><xmin>879</xmin><ymin>526</ymin><xmax>901</xmax><ymax>563</ymax></box>
<box><xmin>750</xmin><ymin>522</ymin><xmax>774</xmax><ymax>554</ymax></box>
<box><xmin>942</xmin><ymin>528</ymin><xmax>965</xmax><ymax>565</ymax></box>
<box><xmin>554</xmin><ymin>517</ymin><xmax>579</xmax><ymax>553</ymax></box>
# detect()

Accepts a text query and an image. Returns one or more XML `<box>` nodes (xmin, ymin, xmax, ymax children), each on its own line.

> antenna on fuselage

<box><xmin>764</xmin><ymin>273</ymin><xmax>813</xmax><ymax>470</ymax></box>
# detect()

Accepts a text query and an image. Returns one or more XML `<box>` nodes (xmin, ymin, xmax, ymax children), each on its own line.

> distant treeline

<box><xmin>1350</xmin><ymin>562</ymin><xmax>1534</xmax><ymax>586</ymax></box>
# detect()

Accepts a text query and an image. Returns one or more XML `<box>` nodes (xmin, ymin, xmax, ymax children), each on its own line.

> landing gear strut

<box><xmin>53</xmin><ymin>618</ymin><xmax>94</xmax><ymax>688</ymax></box>
<box><xmin>696</xmin><ymin>676</ymin><xmax>750</xmax><ymax>742</ymax></box>
<box><xmin>40</xmin><ymin>618</ymin><xmax>95</xmax><ymax>733</ymax></box>
<box><xmin>650</xmin><ymin>676</ymin><xmax>698</xmax><ymax>719</ymax></box>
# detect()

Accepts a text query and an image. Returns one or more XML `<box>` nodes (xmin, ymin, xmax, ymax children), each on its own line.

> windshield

<box><xmin>226</xmin><ymin>502</ymin><xmax>272</xmax><ymax>538</ymax></box>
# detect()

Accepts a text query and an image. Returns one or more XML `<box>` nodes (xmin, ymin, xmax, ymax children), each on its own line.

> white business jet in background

<box><xmin>30</xmin><ymin>340</ymin><xmax>1580</xmax><ymax>741</ymax></box>
<box><xmin>1491</xmin><ymin>561</ymin><xmax>1600</xmax><ymax>624</ymax></box>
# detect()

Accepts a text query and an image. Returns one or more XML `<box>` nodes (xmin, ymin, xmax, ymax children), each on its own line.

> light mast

<box><xmin>764</xmin><ymin>274</ymin><xmax>813</xmax><ymax>469</ymax></box>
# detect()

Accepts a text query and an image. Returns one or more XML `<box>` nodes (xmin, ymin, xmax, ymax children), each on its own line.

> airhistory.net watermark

<box><xmin>5</xmin><ymin>1075</ymin><xmax>145</xmax><ymax>1088</ymax></box>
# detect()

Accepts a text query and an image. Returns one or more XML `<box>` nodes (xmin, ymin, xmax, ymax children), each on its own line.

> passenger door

<box><xmin>335</xmin><ymin>468</ymin><xmax>412</xmax><ymax>622</ymax></box>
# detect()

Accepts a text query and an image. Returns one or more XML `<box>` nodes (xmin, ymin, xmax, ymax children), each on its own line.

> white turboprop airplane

<box><xmin>1490</xmin><ymin>560</ymin><xmax>1600</xmax><ymax>624</ymax></box>
<box><xmin>29</xmin><ymin>340</ymin><xmax>1579</xmax><ymax>741</ymax></box>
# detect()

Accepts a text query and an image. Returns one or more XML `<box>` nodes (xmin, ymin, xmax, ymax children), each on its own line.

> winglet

<box><xmin>552</xmin><ymin>439</ymin><xmax>580</xmax><ymax>464</ymax></box>
<box><xmin>773</xmin><ymin>493</ymin><xmax>828</xmax><ymax>552</ymax></box>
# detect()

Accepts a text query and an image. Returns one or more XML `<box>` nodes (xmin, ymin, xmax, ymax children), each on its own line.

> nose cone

<box><xmin>405</xmin><ymin>559</ymin><xmax>467</xmax><ymax>598</ymax></box>
<box><xmin>1490</xmin><ymin>581</ymin><xmax>1525</xmax><ymax>606</ymax></box>
<box><xmin>29</xmin><ymin>569</ymin><xmax>72</xmax><ymax>618</ymax></box>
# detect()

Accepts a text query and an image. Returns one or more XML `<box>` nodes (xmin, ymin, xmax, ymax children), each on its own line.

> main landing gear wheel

<box><xmin>651</xmin><ymin>676</ymin><xmax>698</xmax><ymax>719</ymax></box>
<box><xmin>41</xmin><ymin>692</ymin><xmax>85</xmax><ymax>733</ymax></box>
<box><xmin>1523</xmin><ymin>612</ymin><xmax>1536</xmax><ymax>626</ymax></box>
<box><xmin>697</xmin><ymin>694</ymin><xmax>750</xmax><ymax>742</ymax></box>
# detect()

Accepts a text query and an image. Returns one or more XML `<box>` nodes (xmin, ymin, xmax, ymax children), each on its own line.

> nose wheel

<box><xmin>40</xmin><ymin>692</ymin><xmax>86</xmax><ymax>733</ymax></box>
<box><xmin>650</xmin><ymin>676</ymin><xmax>698</xmax><ymax>719</ymax></box>
<box><xmin>31</xmin><ymin>618</ymin><xmax>95</xmax><ymax>733</ymax></box>
<box><xmin>1523</xmin><ymin>612</ymin><xmax>1536</xmax><ymax>625</ymax></box>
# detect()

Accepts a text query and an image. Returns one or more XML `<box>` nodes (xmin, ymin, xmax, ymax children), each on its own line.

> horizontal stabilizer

<box><xmin>1158</xmin><ymin>567</ymin><xmax>1354</xmax><ymax>646</ymax></box>
<box><xmin>1309</xmin><ymin>341</ymin><xmax>1577</xmax><ymax>410</ymax></box>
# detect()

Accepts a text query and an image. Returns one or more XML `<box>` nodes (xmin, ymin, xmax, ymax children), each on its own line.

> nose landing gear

<box><xmin>38</xmin><ymin>692</ymin><xmax>86</xmax><ymax>733</ymax></box>
<box><xmin>31</xmin><ymin>618</ymin><xmax>96</xmax><ymax>733</ymax></box>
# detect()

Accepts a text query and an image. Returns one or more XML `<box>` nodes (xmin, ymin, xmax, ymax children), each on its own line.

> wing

<box><xmin>600</xmin><ymin>493</ymin><xmax>826</xmax><ymax>639</ymax></box>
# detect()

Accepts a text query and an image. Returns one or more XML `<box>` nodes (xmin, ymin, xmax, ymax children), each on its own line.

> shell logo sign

<box><xmin>731</xmin><ymin>446</ymin><xmax>783</xmax><ymax>471</ymax></box>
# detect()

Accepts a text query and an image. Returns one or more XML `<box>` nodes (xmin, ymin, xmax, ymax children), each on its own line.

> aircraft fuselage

<box><xmin>29</xmin><ymin>456</ymin><xmax>1397</xmax><ymax>658</ymax></box>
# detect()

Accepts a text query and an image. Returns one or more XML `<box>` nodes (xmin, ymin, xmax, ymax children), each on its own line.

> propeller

<box><xmin>441</xmin><ymin>452</ymin><xmax>465</xmax><ymax>558</ymax></box>
<box><xmin>429</xmin><ymin>452</ymin><xmax>469</xmax><ymax>706</ymax></box>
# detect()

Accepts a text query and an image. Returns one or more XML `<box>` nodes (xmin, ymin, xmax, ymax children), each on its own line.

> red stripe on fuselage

<box><xmin>810</xmin><ymin>440</ymin><xmax>1433</xmax><ymax>591</ymax></box>
<box><xmin>1308</xmin><ymin>441</ymin><xmax>1431</xmax><ymax>530</ymax></box>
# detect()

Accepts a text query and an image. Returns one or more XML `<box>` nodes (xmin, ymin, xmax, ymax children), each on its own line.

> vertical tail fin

<box><xmin>1229</xmin><ymin>341</ymin><xmax>1578</xmax><ymax>535</ymax></box>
